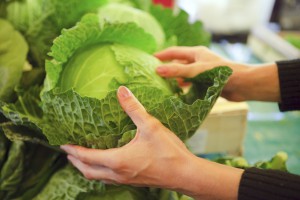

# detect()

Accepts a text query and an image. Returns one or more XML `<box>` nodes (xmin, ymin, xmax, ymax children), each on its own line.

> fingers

<box><xmin>67</xmin><ymin>154</ymin><xmax>115</xmax><ymax>181</ymax></box>
<box><xmin>156</xmin><ymin>63</ymin><xmax>202</xmax><ymax>78</ymax></box>
<box><xmin>60</xmin><ymin>144</ymin><xmax>114</xmax><ymax>166</ymax></box>
<box><xmin>154</xmin><ymin>46</ymin><xmax>197</xmax><ymax>63</ymax></box>
<box><xmin>117</xmin><ymin>86</ymin><xmax>152</xmax><ymax>128</ymax></box>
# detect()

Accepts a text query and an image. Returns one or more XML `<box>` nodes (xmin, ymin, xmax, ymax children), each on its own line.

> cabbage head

<box><xmin>41</xmin><ymin>14</ymin><xmax>232</xmax><ymax>149</ymax></box>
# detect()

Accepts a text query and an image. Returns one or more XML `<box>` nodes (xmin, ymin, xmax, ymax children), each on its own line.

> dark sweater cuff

<box><xmin>238</xmin><ymin>167</ymin><xmax>300</xmax><ymax>200</ymax></box>
<box><xmin>276</xmin><ymin>59</ymin><xmax>300</xmax><ymax>112</ymax></box>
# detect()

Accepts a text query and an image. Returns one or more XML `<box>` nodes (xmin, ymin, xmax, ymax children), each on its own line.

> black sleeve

<box><xmin>238</xmin><ymin>167</ymin><xmax>300</xmax><ymax>200</ymax></box>
<box><xmin>276</xmin><ymin>59</ymin><xmax>300</xmax><ymax>111</ymax></box>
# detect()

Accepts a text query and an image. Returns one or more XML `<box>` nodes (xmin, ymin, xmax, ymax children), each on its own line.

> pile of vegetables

<box><xmin>0</xmin><ymin>0</ymin><xmax>289</xmax><ymax>199</ymax></box>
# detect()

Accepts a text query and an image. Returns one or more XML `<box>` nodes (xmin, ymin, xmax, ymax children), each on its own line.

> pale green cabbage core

<box><xmin>58</xmin><ymin>44</ymin><xmax>126</xmax><ymax>99</ymax></box>
<box><xmin>58</xmin><ymin>43</ymin><xmax>172</xmax><ymax>100</ymax></box>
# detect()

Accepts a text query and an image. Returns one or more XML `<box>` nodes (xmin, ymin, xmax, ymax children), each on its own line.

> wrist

<box><xmin>242</xmin><ymin>63</ymin><xmax>280</xmax><ymax>102</ymax></box>
<box><xmin>175</xmin><ymin>154</ymin><xmax>243</xmax><ymax>200</ymax></box>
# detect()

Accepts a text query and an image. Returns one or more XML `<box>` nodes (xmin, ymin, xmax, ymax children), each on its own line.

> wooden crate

<box><xmin>186</xmin><ymin>98</ymin><xmax>248</xmax><ymax>156</ymax></box>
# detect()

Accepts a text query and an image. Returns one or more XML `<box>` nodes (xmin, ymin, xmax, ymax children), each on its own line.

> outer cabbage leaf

<box><xmin>0</xmin><ymin>141</ymin><xmax>24</xmax><ymax>199</ymax></box>
<box><xmin>42</xmin><ymin>87</ymin><xmax>167</xmax><ymax>148</ymax></box>
<box><xmin>0</xmin><ymin>86</ymin><xmax>42</xmax><ymax>130</ymax></box>
<box><xmin>1</xmin><ymin>122</ymin><xmax>50</xmax><ymax>149</ymax></box>
<box><xmin>0</xmin><ymin>19</ymin><xmax>28</xmax><ymax>102</ymax></box>
<box><xmin>0</xmin><ymin>86</ymin><xmax>49</xmax><ymax>146</ymax></box>
<box><xmin>0</xmin><ymin>137</ymin><xmax>64</xmax><ymax>200</ymax></box>
<box><xmin>4</xmin><ymin>0</ymin><xmax>108</xmax><ymax>67</ymax></box>
<box><xmin>149</xmin><ymin>5</ymin><xmax>211</xmax><ymax>47</ymax></box>
<box><xmin>33</xmin><ymin>164</ymin><xmax>153</xmax><ymax>200</ymax></box>
<box><xmin>7</xmin><ymin>144</ymin><xmax>64</xmax><ymax>200</ymax></box>
<box><xmin>0</xmin><ymin>131</ymin><xmax>9</xmax><ymax>170</ymax></box>
<box><xmin>32</xmin><ymin>165</ymin><xmax>103</xmax><ymax>200</ymax></box>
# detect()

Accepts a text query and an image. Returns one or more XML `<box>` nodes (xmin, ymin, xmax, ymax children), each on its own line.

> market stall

<box><xmin>0</xmin><ymin>0</ymin><xmax>299</xmax><ymax>199</ymax></box>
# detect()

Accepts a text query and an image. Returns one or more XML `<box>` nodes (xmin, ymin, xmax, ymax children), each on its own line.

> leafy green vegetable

<box><xmin>159</xmin><ymin>189</ymin><xmax>193</xmax><ymax>200</ymax></box>
<box><xmin>0</xmin><ymin>131</ymin><xmax>64</xmax><ymax>200</ymax></box>
<box><xmin>1</xmin><ymin>86</ymin><xmax>43</xmax><ymax>130</ymax></box>
<box><xmin>34</xmin><ymin>164</ymin><xmax>154</xmax><ymax>200</ymax></box>
<box><xmin>0</xmin><ymin>130</ymin><xmax>9</xmax><ymax>170</ymax></box>
<box><xmin>253</xmin><ymin>151</ymin><xmax>288</xmax><ymax>171</ymax></box>
<box><xmin>0</xmin><ymin>19</ymin><xmax>28</xmax><ymax>102</ymax></box>
<box><xmin>149</xmin><ymin>5</ymin><xmax>211</xmax><ymax>47</ymax></box>
<box><xmin>0</xmin><ymin>86</ymin><xmax>49</xmax><ymax>146</ymax></box>
<box><xmin>98</xmin><ymin>3</ymin><xmax>165</xmax><ymax>49</ymax></box>
<box><xmin>40</xmin><ymin>14</ymin><xmax>231</xmax><ymax>148</ymax></box>
<box><xmin>3</xmin><ymin>0</ymin><xmax>108</xmax><ymax>67</ymax></box>
<box><xmin>0</xmin><ymin>140</ymin><xmax>24</xmax><ymax>199</ymax></box>
<box><xmin>214</xmin><ymin>151</ymin><xmax>289</xmax><ymax>171</ymax></box>
<box><xmin>0</xmin><ymin>2</ymin><xmax>228</xmax><ymax>199</ymax></box>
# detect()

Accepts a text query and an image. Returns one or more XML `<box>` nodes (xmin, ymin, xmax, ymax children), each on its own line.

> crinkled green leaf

<box><xmin>0</xmin><ymin>19</ymin><xmax>28</xmax><ymax>102</ymax></box>
<box><xmin>0</xmin><ymin>86</ymin><xmax>43</xmax><ymax>132</ymax></box>
<box><xmin>8</xmin><ymin>143</ymin><xmax>64</xmax><ymax>200</ymax></box>
<box><xmin>33</xmin><ymin>164</ymin><xmax>104</xmax><ymax>200</ymax></box>
<box><xmin>41</xmin><ymin>86</ymin><xmax>166</xmax><ymax>148</ymax></box>
<box><xmin>78</xmin><ymin>186</ymin><xmax>154</xmax><ymax>200</ymax></box>
<box><xmin>150</xmin><ymin>5</ymin><xmax>211</xmax><ymax>47</ymax></box>
<box><xmin>4</xmin><ymin>0</ymin><xmax>108</xmax><ymax>67</ymax></box>
<box><xmin>184</xmin><ymin>66</ymin><xmax>233</xmax><ymax>104</ymax></box>
<box><xmin>0</xmin><ymin>141</ymin><xmax>25</xmax><ymax>198</ymax></box>
<box><xmin>1</xmin><ymin>122</ymin><xmax>49</xmax><ymax>148</ymax></box>
<box><xmin>0</xmin><ymin>131</ymin><xmax>9</xmax><ymax>170</ymax></box>
<box><xmin>34</xmin><ymin>164</ymin><xmax>154</xmax><ymax>200</ymax></box>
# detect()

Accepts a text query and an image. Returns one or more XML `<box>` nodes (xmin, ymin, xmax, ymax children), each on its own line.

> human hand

<box><xmin>154</xmin><ymin>46</ymin><xmax>251</xmax><ymax>101</ymax></box>
<box><xmin>60</xmin><ymin>86</ymin><xmax>195</xmax><ymax>189</ymax></box>
<box><xmin>60</xmin><ymin>86</ymin><xmax>244</xmax><ymax>199</ymax></box>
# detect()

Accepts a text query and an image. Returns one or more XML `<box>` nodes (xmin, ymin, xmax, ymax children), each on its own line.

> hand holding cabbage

<box><xmin>61</xmin><ymin>86</ymin><xmax>244</xmax><ymax>200</ymax></box>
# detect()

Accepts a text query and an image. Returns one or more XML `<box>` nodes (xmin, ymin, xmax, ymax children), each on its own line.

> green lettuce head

<box><xmin>41</xmin><ymin>14</ymin><xmax>232</xmax><ymax>149</ymax></box>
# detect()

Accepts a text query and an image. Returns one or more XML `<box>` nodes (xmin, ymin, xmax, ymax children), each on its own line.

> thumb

<box><xmin>117</xmin><ymin>86</ymin><xmax>151</xmax><ymax>128</ymax></box>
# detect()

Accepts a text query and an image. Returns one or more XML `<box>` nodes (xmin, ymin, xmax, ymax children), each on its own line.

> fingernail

<box><xmin>118</xmin><ymin>86</ymin><xmax>132</xmax><ymax>99</ymax></box>
<box><xmin>156</xmin><ymin>67</ymin><xmax>167</xmax><ymax>74</ymax></box>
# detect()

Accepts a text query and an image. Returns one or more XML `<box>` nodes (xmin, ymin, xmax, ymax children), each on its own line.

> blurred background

<box><xmin>154</xmin><ymin>0</ymin><xmax>300</xmax><ymax>174</ymax></box>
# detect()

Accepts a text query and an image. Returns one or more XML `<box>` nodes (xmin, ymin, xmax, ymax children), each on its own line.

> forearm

<box><xmin>228</xmin><ymin>62</ymin><xmax>280</xmax><ymax>102</ymax></box>
<box><xmin>174</xmin><ymin>154</ymin><xmax>244</xmax><ymax>200</ymax></box>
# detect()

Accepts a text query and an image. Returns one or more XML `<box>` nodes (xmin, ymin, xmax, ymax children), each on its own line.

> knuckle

<box><xmin>144</xmin><ymin>117</ymin><xmax>162</xmax><ymax>133</ymax></box>
<box><xmin>171</xmin><ymin>63</ymin><xmax>184</xmax><ymax>76</ymax></box>
<box><xmin>109</xmin><ymin>159</ymin><xmax>124</xmax><ymax>170</ymax></box>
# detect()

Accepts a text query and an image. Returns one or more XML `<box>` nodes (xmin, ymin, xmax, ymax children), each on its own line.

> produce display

<box><xmin>0</xmin><ymin>0</ymin><xmax>289</xmax><ymax>199</ymax></box>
